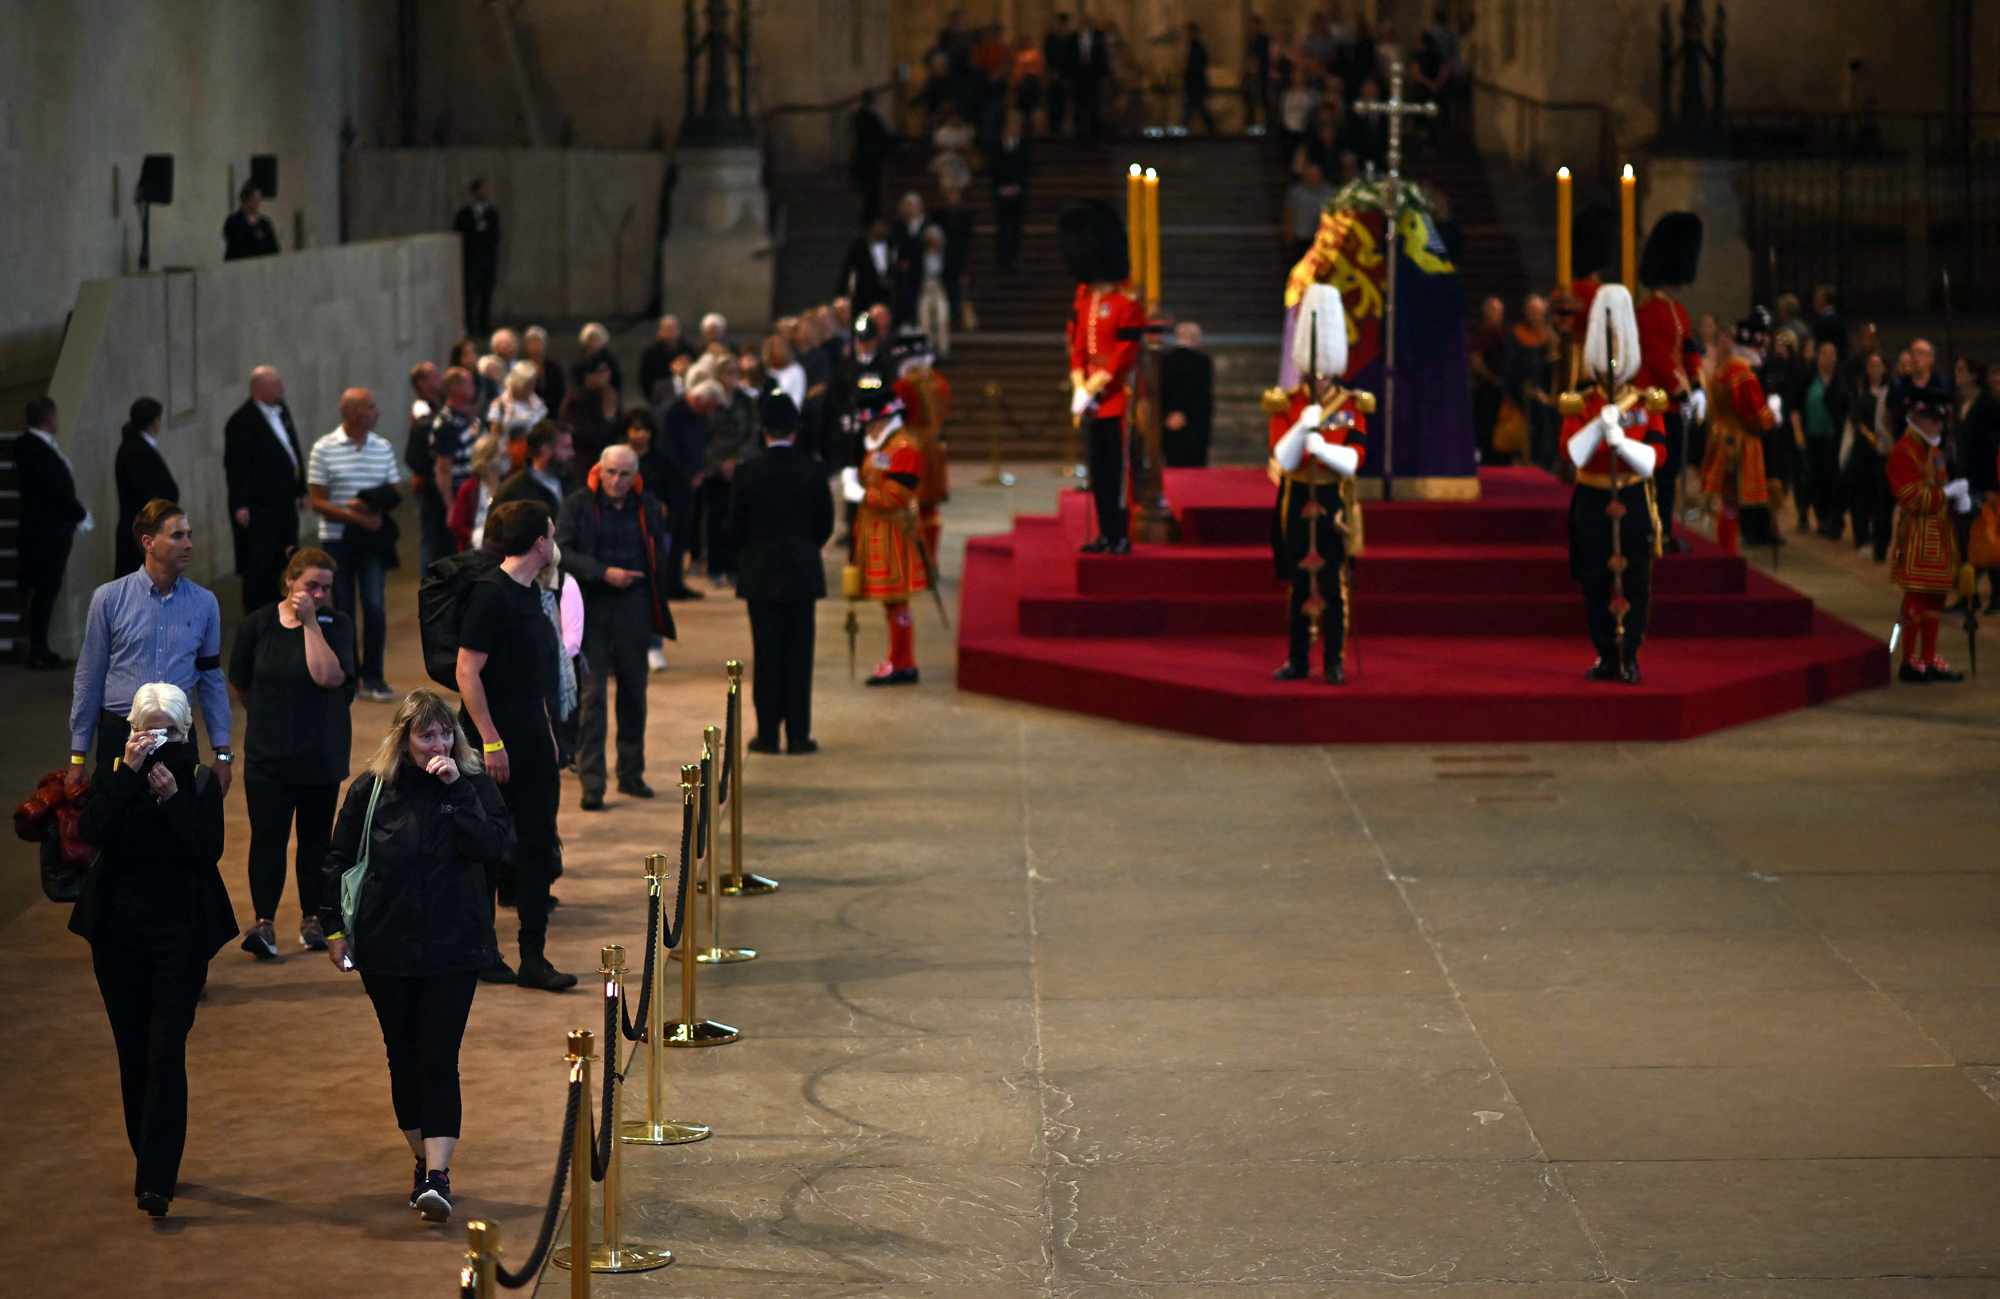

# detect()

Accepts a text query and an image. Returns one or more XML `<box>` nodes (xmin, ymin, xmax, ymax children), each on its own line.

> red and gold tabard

<box><xmin>855</xmin><ymin>429</ymin><xmax>930</xmax><ymax>602</ymax></box>
<box><xmin>1700</xmin><ymin>355</ymin><xmax>1776</xmax><ymax>507</ymax></box>
<box><xmin>1887</xmin><ymin>429</ymin><xmax>1961</xmax><ymax>593</ymax></box>
<box><xmin>895</xmin><ymin>368</ymin><xmax>953</xmax><ymax>513</ymax></box>
<box><xmin>1066</xmin><ymin>283</ymin><xmax>1144</xmax><ymax>419</ymax></box>
<box><xmin>1635</xmin><ymin>289</ymin><xmax>1694</xmax><ymax>402</ymax></box>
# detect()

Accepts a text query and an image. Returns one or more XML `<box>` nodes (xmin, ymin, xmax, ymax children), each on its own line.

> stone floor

<box><xmin>2</xmin><ymin>468</ymin><xmax>1998</xmax><ymax>1298</ymax></box>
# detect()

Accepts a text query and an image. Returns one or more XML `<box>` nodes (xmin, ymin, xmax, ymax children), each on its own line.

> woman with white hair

<box><xmin>321</xmin><ymin>689</ymin><xmax>513</xmax><ymax>1223</ymax></box>
<box><xmin>487</xmin><ymin>360</ymin><xmax>548</xmax><ymax>458</ymax></box>
<box><xmin>522</xmin><ymin>324</ymin><xmax>565</xmax><ymax>412</ymax></box>
<box><xmin>573</xmin><ymin>320</ymin><xmax>621</xmax><ymax>394</ymax></box>
<box><xmin>69</xmin><ymin>682</ymin><xmax>236</xmax><ymax>1218</ymax></box>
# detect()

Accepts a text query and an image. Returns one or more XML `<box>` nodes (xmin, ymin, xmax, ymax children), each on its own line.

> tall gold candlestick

<box><xmin>1126</xmin><ymin>164</ymin><xmax>1145</xmax><ymax>296</ymax></box>
<box><xmin>1143</xmin><ymin>167</ymin><xmax>1161</xmax><ymax>312</ymax></box>
<box><xmin>1620</xmin><ymin>164</ymin><xmax>1637</xmax><ymax>288</ymax></box>
<box><xmin>1556</xmin><ymin>166</ymin><xmax>1573</xmax><ymax>290</ymax></box>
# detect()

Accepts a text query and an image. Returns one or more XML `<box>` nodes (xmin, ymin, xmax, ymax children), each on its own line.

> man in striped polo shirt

<box><xmin>308</xmin><ymin>388</ymin><xmax>402</xmax><ymax>701</ymax></box>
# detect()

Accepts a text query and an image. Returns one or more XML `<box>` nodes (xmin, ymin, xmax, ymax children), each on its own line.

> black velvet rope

<box><xmin>493</xmin><ymin>1076</ymin><xmax>582</xmax><ymax>1289</ymax></box>
<box><xmin>592</xmin><ymin>994</ymin><xmax>617</xmax><ymax>1180</ymax></box>
<box><xmin>697</xmin><ymin>751</ymin><xmax>713</xmax><ymax>860</ymax></box>
<box><xmin>619</xmin><ymin>867</ymin><xmax>661</xmax><ymax>1043</ymax></box>
<box><xmin>719</xmin><ymin>689</ymin><xmax>736</xmax><ymax>806</ymax></box>
<box><xmin>622</xmin><ymin>798</ymin><xmax>697</xmax><ymax>1046</ymax></box>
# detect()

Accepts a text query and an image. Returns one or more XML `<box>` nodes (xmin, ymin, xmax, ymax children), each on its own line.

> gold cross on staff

<box><xmin>1353</xmin><ymin>58</ymin><xmax>1438</xmax><ymax>179</ymax></box>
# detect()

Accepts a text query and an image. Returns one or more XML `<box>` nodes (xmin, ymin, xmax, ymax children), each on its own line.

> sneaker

<box><xmin>415</xmin><ymin>1170</ymin><xmax>453</xmax><ymax>1222</ymax></box>
<box><xmin>516</xmin><ymin>958</ymin><xmax>579</xmax><ymax>991</ymax></box>
<box><xmin>647</xmin><ymin>647</ymin><xmax>669</xmax><ymax>673</ymax></box>
<box><xmin>240</xmin><ymin>920</ymin><xmax>279</xmax><ymax>960</ymax></box>
<box><xmin>299</xmin><ymin>916</ymin><xmax>327</xmax><ymax>951</ymax></box>
<box><xmin>408</xmin><ymin>1156</ymin><xmax>427</xmax><ymax>1208</ymax></box>
<box><xmin>477</xmin><ymin>959</ymin><xmax>517</xmax><ymax>984</ymax></box>
<box><xmin>361</xmin><ymin>681</ymin><xmax>398</xmax><ymax>703</ymax></box>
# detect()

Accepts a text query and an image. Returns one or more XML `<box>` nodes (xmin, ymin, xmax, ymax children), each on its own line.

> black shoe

<box><xmin>1898</xmin><ymin>662</ymin><xmax>1933</xmax><ymax>684</ymax></box>
<box><xmin>1080</xmin><ymin>536</ymin><xmax>1111</xmax><ymax>554</ymax></box>
<box><xmin>477</xmin><ymin>959</ymin><xmax>517</xmax><ymax>984</ymax></box>
<box><xmin>414</xmin><ymin>1170</ymin><xmax>453</xmax><ymax>1223</ymax></box>
<box><xmin>747</xmin><ymin>736</ymin><xmax>781</xmax><ymax>755</ymax></box>
<box><xmin>516</xmin><ymin>958</ymin><xmax>578</xmax><ymax>991</ymax></box>
<box><xmin>864</xmin><ymin>667</ymin><xmax>920</xmax><ymax>686</ymax></box>
<box><xmin>1586</xmin><ymin>658</ymin><xmax>1621</xmax><ymax>682</ymax></box>
<box><xmin>1272</xmin><ymin>662</ymin><xmax>1309</xmax><ymax>681</ymax></box>
<box><xmin>667</xmin><ymin>586</ymin><xmax>706</xmax><ymax>601</ymax></box>
<box><xmin>1620</xmin><ymin>660</ymin><xmax>1644</xmax><ymax>686</ymax></box>
<box><xmin>1108</xmin><ymin>537</ymin><xmax>1132</xmax><ymax>555</ymax></box>
<box><xmin>617</xmin><ymin>779</ymin><xmax>656</xmax><ymax>799</ymax></box>
<box><xmin>409</xmin><ymin>1157</ymin><xmax>427</xmax><ymax>1208</ymax></box>
<box><xmin>1323</xmin><ymin>662</ymin><xmax>1346</xmax><ymax>685</ymax></box>
<box><xmin>136</xmin><ymin>1191</ymin><xmax>170</xmax><ymax>1218</ymax></box>
<box><xmin>240</xmin><ymin>921</ymin><xmax>279</xmax><ymax>960</ymax></box>
<box><xmin>580</xmin><ymin>792</ymin><xmax>605</xmax><ymax>811</ymax></box>
<box><xmin>788</xmin><ymin>738</ymin><xmax>820</xmax><ymax>755</ymax></box>
<box><xmin>1925</xmin><ymin>663</ymin><xmax>1967</xmax><ymax>683</ymax></box>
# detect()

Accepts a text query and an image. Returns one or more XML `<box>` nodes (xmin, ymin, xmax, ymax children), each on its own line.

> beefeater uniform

<box><xmin>1887</xmin><ymin>398</ymin><xmax>1970</xmax><ymax>682</ymax></box>
<box><xmin>895</xmin><ymin>365</ymin><xmax>953</xmax><ymax>559</ymax></box>
<box><xmin>843</xmin><ymin>388</ymin><xmax>930</xmax><ymax>686</ymax></box>
<box><xmin>1699</xmin><ymin>350</ymin><xmax>1776</xmax><ymax>555</ymax></box>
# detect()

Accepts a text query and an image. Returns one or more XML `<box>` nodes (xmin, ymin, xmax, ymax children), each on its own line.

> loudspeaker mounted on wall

<box><xmin>137</xmin><ymin>154</ymin><xmax>175</xmax><ymax>205</ymax></box>
<box><xmin>250</xmin><ymin>154</ymin><xmax>278</xmax><ymax>199</ymax></box>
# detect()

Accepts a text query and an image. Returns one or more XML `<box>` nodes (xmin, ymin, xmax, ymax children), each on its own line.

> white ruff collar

<box><xmin>865</xmin><ymin>416</ymin><xmax>902</xmax><ymax>450</ymax></box>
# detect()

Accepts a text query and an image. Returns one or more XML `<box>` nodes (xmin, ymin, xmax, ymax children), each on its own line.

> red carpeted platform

<box><xmin>956</xmin><ymin>467</ymin><xmax>1889</xmax><ymax>743</ymax></box>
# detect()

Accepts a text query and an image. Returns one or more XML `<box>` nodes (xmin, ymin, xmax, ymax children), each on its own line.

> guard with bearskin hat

<box><xmin>1888</xmin><ymin>387</ymin><xmax>1976</xmax><ymax>683</ymax></box>
<box><xmin>840</xmin><ymin>378</ymin><xmax>930</xmax><ymax>686</ymax></box>
<box><xmin>1559</xmin><ymin>284</ymin><xmax>1670</xmax><ymax>684</ymax></box>
<box><xmin>1061</xmin><ymin>200</ymin><xmax>1147</xmax><ymax>555</ymax></box>
<box><xmin>1263</xmin><ymin>283</ymin><xmax>1371</xmax><ymax>684</ymax></box>
<box><xmin>1699</xmin><ymin>306</ymin><xmax>1781</xmax><ymax>554</ymax></box>
<box><xmin>1636</xmin><ymin>211</ymin><xmax>1702</xmax><ymax>551</ymax></box>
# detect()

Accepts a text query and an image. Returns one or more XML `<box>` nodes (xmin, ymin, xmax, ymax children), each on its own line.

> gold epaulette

<box><xmin>1557</xmin><ymin>391</ymin><xmax>1586</xmax><ymax>418</ymax></box>
<box><xmin>1642</xmin><ymin>387</ymin><xmax>1670</xmax><ymax>413</ymax></box>
<box><xmin>1260</xmin><ymin>387</ymin><xmax>1291</xmax><ymax>415</ymax></box>
<box><xmin>1350</xmin><ymin>389</ymin><xmax>1377</xmax><ymax>415</ymax></box>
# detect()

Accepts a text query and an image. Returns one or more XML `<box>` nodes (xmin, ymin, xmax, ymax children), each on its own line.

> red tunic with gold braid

<box><xmin>1265</xmin><ymin>387</ymin><xmax>1370</xmax><ymax>471</ymax></box>
<box><xmin>855</xmin><ymin>428</ymin><xmax>930</xmax><ymax>602</ymax></box>
<box><xmin>1067</xmin><ymin>283</ymin><xmax>1145</xmax><ymax>419</ymax></box>
<box><xmin>1887</xmin><ymin>430</ymin><xmax>1960</xmax><ymax>594</ymax></box>
<box><xmin>1700</xmin><ymin>355</ymin><xmax>1776</xmax><ymax>508</ymax></box>
<box><xmin>1558</xmin><ymin>389</ymin><xmax>1669</xmax><ymax>481</ymax></box>
<box><xmin>1635</xmin><ymin>290</ymin><xmax>1694</xmax><ymax>403</ymax></box>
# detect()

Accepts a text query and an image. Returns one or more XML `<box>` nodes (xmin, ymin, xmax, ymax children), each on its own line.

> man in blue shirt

<box><xmin>65</xmin><ymin>500</ymin><xmax>233</xmax><ymax>797</ymax></box>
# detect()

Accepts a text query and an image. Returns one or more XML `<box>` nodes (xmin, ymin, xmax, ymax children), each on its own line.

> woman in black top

<box><xmin>70</xmin><ymin>682</ymin><xmax>235</xmax><ymax>1217</ymax></box>
<box><xmin>230</xmin><ymin>547</ymin><xmax>354</xmax><ymax>958</ymax></box>
<box><xmin>322</xmin><ymin>690</ymin><xmax>513</xmax><ymax>1224</ymax></box>
<box><xmin>113</xmin><ymin>397</ymin><xmax>178</xmax><ymax>576</ymax></box>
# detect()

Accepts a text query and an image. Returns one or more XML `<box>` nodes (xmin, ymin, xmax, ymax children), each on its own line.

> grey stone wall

<box><xmin>41</xmin><ymin>235</ymin><xmax>461</xmax><ymax>656</ymax></box>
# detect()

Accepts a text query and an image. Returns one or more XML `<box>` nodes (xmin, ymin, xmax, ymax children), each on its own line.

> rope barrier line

<box><xmin>493</xmin><ymin>1077</ymin><xmax>582</xmax><ymax>1289</ymax></box>
<box><xmin>718</xmin><ymin>684</ymin><xmax>736</xmax><ymax>806</ymax></box>
<box><xmin>591</xmin><ymin>995</ymin><xmax>618</xmax><ymax>1181</ymax></box>
<box><xmin>696</xmin><ymin>751</ymin><xmax>713</xmax><ymax>860</ymax></box>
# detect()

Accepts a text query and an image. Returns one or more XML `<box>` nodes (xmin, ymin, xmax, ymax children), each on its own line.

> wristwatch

<box><xmin>214</xmin><ymin>750</ymin><xmax>234</xmax><ymax>765</ymax></box>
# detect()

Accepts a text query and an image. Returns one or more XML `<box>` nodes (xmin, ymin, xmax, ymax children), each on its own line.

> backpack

<box><xmin>417</xmin><ymin>549</ymin><xmax>501</xmax><ymax>689</ymax></box>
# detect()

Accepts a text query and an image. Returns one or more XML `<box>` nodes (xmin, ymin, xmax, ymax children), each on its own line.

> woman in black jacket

<box><xmin>321</xmin><ymin>690</ymin><xmax>514</xmax><ymax>1224</ymax></box>
<box><xmin>70</xmin><ymin>682</ymin><xmax>235</xmax><ymax>1217</ymax></box>
<box><xmin>113</xmin><ymin>397</ymin><xmax>179</xmax><ymax>576</ymax></box>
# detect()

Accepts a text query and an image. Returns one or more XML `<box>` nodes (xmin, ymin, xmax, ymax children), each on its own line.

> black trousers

<box><xmin>1286</xmin><ymin>565</ymin><xmax>1347</xmax><ymax>672</ymax></box>
<box><xmin>578</xmin><ymin>589</ymin><xmax>651</xmax><ymax>797</ymax></box>
<box><xmin>1181</xmin><ymin>86</ymin><xmax>1216</xmax><ymax>132</ymax></box>
<box><xmin>359</xmin><ymin>969</ymin><xmax>478</xmax><ymax>1139</ymax></box>
<box><xmin>1658</xmin><ymin>410</ymin><xmax>1686</xmax><ymax>543</ymax></box>
<box><xmin>1087</xmin><ymin>415</ymin><xmax>1128</xmax><ymax>543</ymax></box>
<box><xmin>1847</xmin><ymin>445</ymin><xmax>1894</xmax><ymax>557</ymax></box>
<box><xmin>747</xmin><ymin>599</ymin><xmax>816</xmax><ymax>746</ymax></box>
<box><xmin>1804</xmin><ymin>437</ymin><xmax>1842</xmax><ymax>534</ymax></box>
<box><xmin>22</xmin><ymin>538</ymin><xmax>72</xmax><ymax>657</ymax></box>
<box><xmin>1572</xmin><ymin>483</ymin><xmax>1657</xmax><ymax>665</ymax></box>
<box><xmin>92</xmin><ymin>918</ymin><xmax>208</xmax><ymax>1198</ymax></box>
<box><xmin>995</xmin><ymin>196</ymin><xmax>1025</xmax><ymax>271</ymax></box>
<box><xmin>464</xmin><ymin>274</ymin><xmax>494</xmax><ymax>338</ymax></box>
<box><xmin>700</xmin><ymin>477</ymin><xmax>738</xmax><ymax>577</ymax></box>
<box><xmin>243</xmin><ymin>777</ymin><xmax>337</xmax><ymax>922</ymax></box>
<box><xmin>1046</xmin><ymin>77</ymin><xmax>1070</xmax><ymax>134</ymax></box>
<box><xmin>463</xmin><ymin>711</ymin><xmax>559</xmax><ymax>962</ymax></box>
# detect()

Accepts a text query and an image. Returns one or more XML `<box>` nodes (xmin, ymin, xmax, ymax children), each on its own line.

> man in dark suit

<box><xmin>837</xmin><ymin>219</ymin><xmax>896</xmax><ymax>316</ymax></box>
<box><xmin>729</xmin><ymin>387</ymin><xmax>834</xmax><ymax>754</ymax></box>
<box><xmin>849</xmin><ymin>90</ymin><xmax>894</xmax><ymax>225</ymax></box>
<box><xmin>991</xmin><ymin>122</ymin><xmax>1032</xmax><ymax>273</ymax></box>
<box><xmin>114</xmin><ymin>397</ymin><xmax>178</xmax><ymax>575</ymax></box>
<box><xmin>1075</xmin><ymin>20</ymin><xmax>1111</xmax><ymax>143</ymax></box>
<box><xmin>1043</xmin><ymin>13</ymin><xmax>1078</xmax><ymax>135</ymax></box>
<box><xmin>453</xmin><ymin>178</ymin><xmax>501</xmax><ymax>336</ymax></box>
<box><xmin>1160</xmin><ymin>322</ymin><xmax>1216</xmax><ymax>467</ymax></box>
<box><xmin>222</xmin><ymin>184</ymin><xmax>279</xmax><ymax>260</ymax></box>
<box><xmin>890</xmin><ymin>193</ymin><xmax>932</xmax><ymax>331</ymax></box>
<box><xmin>222</xmin><ymin>366</ymin><xmax>305</xmax><ymax>612</ymax></box>
<box><xmin>16</xmin><ymin>397</ymin><xmax>89</xmax><ymax>668</ymax></box>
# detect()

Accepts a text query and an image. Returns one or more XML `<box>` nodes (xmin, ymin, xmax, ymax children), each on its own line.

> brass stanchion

<box><xmin>719</xmin><ymin>661</ymin><xmax>779</xmax><ymax>897</ymax></box>
<box><xmin>460</xmin><ymin>1219</ymin><xmax>497</xmax><ymax>1298</ymax></box>
<box><xmin>666</xmin><ymin>763</ymin><xmax>739</xmax><ymax>1046</ymax></box>
<box><xmin>679</xmin><ymin>725</ymin><xmax>756</xmax><ymax>965</ymax></box>
<box><xmin>563</xmin><ymin>1029</ymin><xmax>594</xmax><ymax>1299</ymax></box>
<box><xmin>555</xmin><ymin>948</ymin><xmax>674</xmax><ymax>1275</ymax></box>
<box><xmin>619</xmin><ymin>857</ymin><xmax>710</xmax><ymax>1145</ymax></box>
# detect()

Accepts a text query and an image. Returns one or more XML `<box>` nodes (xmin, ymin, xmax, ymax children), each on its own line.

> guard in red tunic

<box><xmin>893</xmin><ymin>341</ymin><xmax>953</xmax><ymax>560</ymax></box>
<box><xmin>841</xmin><ymin>381</ymin><xmax>929</xmax><ymax>686</ymax></box>
<box><xmin>1062</xmin><ymin>201</ymin><xmax>1146</xmax><ymax>555</ymax></box>
<box><xmin>1559</xmin><ymin>284</ymin><xmax>1670</xmax><ymax>684</ymax></box>
<box><xmin>1636</xmin><ymin>212</ymin><xmax>1702</xmax><ymax>550</ymax></box>
<box><xmin>1888</xmin><ymin>388</ymin><xmax>1974</xmax><ymax>683</ymax></box>
<box><xmin>1700</xmin><ymin>309</ymin><xmax>1780</xmax><ymax>555</ymax></box>
<box><xmin>1264</xmin><ymin>283</ymin><xmax>1370</xmax><ymax>684</ymax></box>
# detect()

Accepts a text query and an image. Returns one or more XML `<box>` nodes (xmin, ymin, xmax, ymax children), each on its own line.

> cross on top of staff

<box><xmin>1353</xmin><ymin>59</ymin><xmax>1439</xmax><ymax>180</ymax></box>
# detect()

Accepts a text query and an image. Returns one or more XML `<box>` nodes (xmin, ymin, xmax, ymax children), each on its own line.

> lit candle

<box><xmin>1620</xmin><ymin>163</ymin><xmax>1637</xmax><ymax>288</ymax></box>
<box><xmin>1555</xmin><ymin>166</ymin><xmax>1573</xmax><ymax>291</ymax></box>
<box><xmin>1126</xmin><ymin>164</ymin><xmax>1144</xmax><ymax>295</ymax></box>
<box><xmin>1143</xmin><ymin>167</ymin><xmax>1161</xmax><ymax>311</ymax></box>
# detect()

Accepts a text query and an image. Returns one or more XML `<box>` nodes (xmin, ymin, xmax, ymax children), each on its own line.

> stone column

<box><xmin>661</xmin><ymin>146</ymin><xmax>773</xmax><ymax>330</ymax></box>
<box><xmin>1643</xmin><ymin>154</ymin><xmax>1751</xmax><ymax>327</ymax></box>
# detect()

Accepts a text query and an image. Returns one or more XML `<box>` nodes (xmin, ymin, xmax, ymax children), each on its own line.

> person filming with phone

<box><xmin>318</xmin><ymin>690</ymin><xmax>513</xmax><ymax>1224</ymax></box>
<box><xmin>68</xmin><ymin>682</ymin><xmax>235</xmax><ymax>1218</ymax></box>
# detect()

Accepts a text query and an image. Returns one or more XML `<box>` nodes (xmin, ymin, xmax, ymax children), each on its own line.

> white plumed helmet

<box><xmin>1583</xmin><ymin>283</ymin><xmax>1641</xmax><ymax>387</ymax></box>
<box><xmin>1290</xmin><ymin>282</ymin><xmax>1349</xmax><ymax>381</ymax></box>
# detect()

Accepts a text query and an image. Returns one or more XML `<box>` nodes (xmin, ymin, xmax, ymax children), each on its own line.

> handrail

<box><xmin>1470</xmin><ymin>77</ymin><xmax>1617</xmax><ymax>182</ymax></box>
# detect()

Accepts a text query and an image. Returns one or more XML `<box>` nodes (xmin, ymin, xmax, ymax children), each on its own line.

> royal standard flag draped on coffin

<box><xmin>1279</xmin><ymin>182</ymin><xmax>1478</xmax><ymax>496</ymax></box>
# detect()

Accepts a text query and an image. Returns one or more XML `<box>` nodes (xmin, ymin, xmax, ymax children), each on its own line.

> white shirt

<box><xmin>27</xmin><ymin>428</ymin><xmax>93</xmax><ymax>532</ymax></box>
<box><xmin>306</xmin><ymin>427</ymin><xmax>400</xmax><ymax>541</ymax></box>
<box><xmin>773</xmin><ymin>362</ymin><xmax>807</xmax><ymax>409</ymax></box>
<box><xmin>869</xmin><ymin>240</ymin><xmax>889</xmax><ymax>276</ymax></box>
<box><xmin>257</xmin><ymin>400</ymin><xmax>299</xmax><ymax>471</ymax></box>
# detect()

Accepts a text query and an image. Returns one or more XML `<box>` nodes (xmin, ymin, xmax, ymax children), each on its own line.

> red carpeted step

<box><xmin>1070</xmin><ymin>544</ymin><xmax>1746</xmax><ymax>597</ymax></box>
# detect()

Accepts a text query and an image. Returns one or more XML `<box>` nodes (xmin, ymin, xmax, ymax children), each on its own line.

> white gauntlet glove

<box><xmin>841</xmin><ymin>467</ymin><xmax>864</xmax><ymax>504</ymax></box>
<box><xmin>1070</xmin><ymin>385</ymin><xmax>1095</xmax><ymax>417</ymax></box>
<box><xmin>1945</xmin><ymin>478</ymin><xmax>1973</xmax><ymax>513</ymax></box>
<box><xmin>1271</xmin><ymin>405</ymin><xmax>1320</xmax><ymax>473</ymax></box>
<box><xmin>1305</xmin><ymin>433</ymin><xmax>1360</xmax><ymax>478</ymax></box>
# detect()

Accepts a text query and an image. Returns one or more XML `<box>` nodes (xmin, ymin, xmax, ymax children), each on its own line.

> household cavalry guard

<box><xmin>1559</xmin><ymin>283</ymin><xmax>1670</xmax><ymax>684</ymax></box>
<box><xmin>840</xmin><ymin>377</ymin><xmax>931</xmax><ymax>687</ymax></box>
<box><xmin>1263</xmin><ymin>282</ymin><xmax>1371</xmax><ymax>684</ymax></box>
<box><xmin>892</xmin><ymin>337</ymin><xmax>952</xmax><ymax>560</ymax></box>
<box><xmin>1887</xmin><ymin>388</ymin><xmax>1973</xmax><ymax>683</ymax></box>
